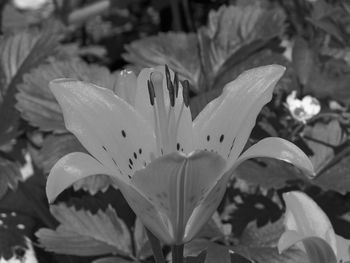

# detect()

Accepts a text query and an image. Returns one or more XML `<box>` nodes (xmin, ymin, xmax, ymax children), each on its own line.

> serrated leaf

<box><xmin>234</xmin><ymin>158</ymin><xmax>307</xmax><ymax>189</ymax></box>
<box><xmin>0</xmin><ymin>156</ymin><xmax>22</xmax><ymax>199</ymax></box>
<box><xmin>303</xmin><ymin>120</ymin><xmax>345</xmax><ymax>173</ymax></box>
<box><xmin>36</xmin><ymin>204</ymin><xmax>132</xmax><ymax>256</ymax></box>
<box><xmin>239</xmin><ymin>218</ymin><xmax>284</xmax><ymax>248</ymax></box>
<box><xmin>198</xmin><ymin>4</ymin><xmax>285</xmax><ymax>81</ymax></box>
<box><xmin>233</xmin><ymin>218</ymin><xmax>308</xmax><ymax>263</ymax></box>
<box><xmin>16</xmin><ymin>59</ymin><xmax>119</xmax><ymax>132</ymax></box>
<box><xmin>0</xmin><ymin>23</ymin><xmax>62</xmax><ymax>146</ymax></box>
<box><xmin>123</xmin><ymin>32</ymin><xmax>201</xmax><ymax>91</ymax></box>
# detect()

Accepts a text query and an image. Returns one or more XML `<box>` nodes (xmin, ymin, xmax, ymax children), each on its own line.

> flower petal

<box><xmin>46</xmin><ymin>152</ymin><xmax>113</xmax><ymax>203</ymax></box>
<box><xmin>131</xmin><ymin>151</ymin><xmax>226</xmax><ymax>243</ymax></box>
<box><xmin>281</xmin><ymin>191</ymin><xmax>337</xmax><ymax>255</ymax></box>
<box><xmin>183</xmin><ymin>171</ymin><xmax>231</xmax><ymax>243</ymax></box>
<box><xmin>278</xmin><ymin>230</ymin><xmax>305</xmax><ymax>253</ymax></box>
<box><xmin>50</xmin><ymin>79</ymin><xmax>157</xmax><ymax>180</ymax></box>
<box><xmin>279</xmin><ymin>233</ymin><xmax>337</xmax><ymax>263</ymax></box>
<box><xmin>117</xmin><ymin>180</ymin><xmax>174</xmax><ymax>245</ymax></box>
<box><xmin>135</xmin><ymin>66</ymin><xmax>194</xmax><ymax>154</ymax></box>
<box><xmin>193</xmin><ymin>65</ymin><xmax>285</xmax><ymax>162</ymax></box>
<box><xmin>114</xmin><ymin>69</ymin><xmax>137</xmax><ymax>106</ymax></box>
<box><xmin>232</xmin><ymin>137</ymin><xmax>314</xmax><ymax>176</ymax></box>
<box><xmin>336</xmin><ymin>234</ymin><xmax>350</xmax><ymax>262</ymax></box>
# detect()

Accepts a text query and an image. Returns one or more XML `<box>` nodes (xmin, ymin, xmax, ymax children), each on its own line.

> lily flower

<box><xmin>285</xmin><ymin>91</ymin><xmax>321</xmax><ymax>123</ymax></box>
<box><xmin>46</xmin><ymin>65</ymin><xmax>314</xmax><ymax>245</ymax></box>
<box><xmin>278</xmin><ymin>191</ymin><xmax>350</xmax><ymax>263</ymax></box>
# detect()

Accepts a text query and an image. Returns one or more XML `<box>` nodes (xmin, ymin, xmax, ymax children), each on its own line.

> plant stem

<box><xmin>172</xmin><ymin>244</ymin><xmax>184</xmax><ymax>263</ymax></box>
<box><xmin>146</xmin><ymin>228</ymin><xmax>165</xmax><ymax>263</ymax></box>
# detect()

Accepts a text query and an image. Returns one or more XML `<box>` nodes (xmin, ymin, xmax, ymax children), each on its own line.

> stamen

<box><xmin>147</xmin><ymin>80</ymin><xmax>155</xmax><ymax>105</ymax></box>
<box><xmin>174</xmin><ymin>73</ymin><xmax>179</xmax><ymax>98</ymax></box>
<box><xmin>165</xmin><ymin>65</ymin><xmax>175</xmax><ymax>107</ymax></box>
<box><xmin>181</xmin><ymin>80</ymin><xmax>190</xmax><ymax>107</ymax></box>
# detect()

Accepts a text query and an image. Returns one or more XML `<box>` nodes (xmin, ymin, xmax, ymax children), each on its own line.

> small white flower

<box><xmin>286</xmin><ymin>91</ymin><xmax>321</xmax><ymax>123</ymax></box>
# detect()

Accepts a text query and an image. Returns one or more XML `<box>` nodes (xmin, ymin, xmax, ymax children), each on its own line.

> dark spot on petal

<box><xmin>133</xmin><ymin>152</ymin><xmax>137</xmax><ymax>159</ymax></box>
<box><xmin>128</xmin><ymin>164</ymin><xmax>132</xmax><ymax>170</ymax></box>
<box><xmin>128</xmin><ymin>175</ymin><xmax>131</xmax><ymax>179</ymax></box>
<box><xmin>139</xmin><ymin>148</ymin><xmax>142</xmax><ymax>154</ymax></box>
<box><xmin>112</xmin><ymin>158</ymin><xmax>118</xmax><ymax>165</ymax></box>
<box><xmin>207</xmin><ymin>135</ymin><xmax>210</xmax><ymax>141</ymax></box>
<box><xmin>129</xmin><ymin>158</ymin><xmax>133</xmax><ymax>166</ymax></box>
<box><xmin>219</xmin><ymin>134</ymin><xmax>224</xmax><ymax>143</ymax></box>
<box><xmin>102</xmin><ymin>146</ymin><xmax>107</xmax><ymax>151</ymax></box>
<box><xmin>121</xmin><ymin>130</ymin><xmax>126</xmax><ymax>138</ymax></box>
<box><xmin>144</xmin><ymin>161</ymin><xmax>147</xmax><ymax>166</ymax></box>
<box><xmin>177</xmin><ymin>143</ymin><xmax>180</xmax><ymax>151</ymax></box>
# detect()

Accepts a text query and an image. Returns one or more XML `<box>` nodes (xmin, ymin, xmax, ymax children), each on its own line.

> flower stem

<box><xmin>172</xmin><ymin>244</ymin><xmax>184</xmax><ymax>263</ymax></box>
<box><xmin>145</xmin><ymin>228</ymin><xmax>165</xmax><ymax>263</ymax></box>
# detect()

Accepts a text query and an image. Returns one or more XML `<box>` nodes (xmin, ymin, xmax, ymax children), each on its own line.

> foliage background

<box><xmin>1</xmin><ymin>0</ymin><xmax>350</xmax><ymax>262</ymax></box>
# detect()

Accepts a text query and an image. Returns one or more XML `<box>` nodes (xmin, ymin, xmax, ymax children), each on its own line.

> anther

<box><xmin>165</xmin><ymin>65</ymin><xmax>175</xmax><ymax>106</ymax></box>
<box><xmin>147</xmin><ymin>80</ymin><xmax>155</xmax><ymax>105</ymax></box>
<box><xmin>174</xmin><ymin>72</ymin><xmax>179</xmax><ymax>98</ymax></box>
<box><xmin>182</xmin><ymin>80</ymin><xmax>190</xmax><ymax>107</ymax></box>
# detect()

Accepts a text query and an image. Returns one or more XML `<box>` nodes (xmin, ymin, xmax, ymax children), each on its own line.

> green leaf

<box><xmin>93</xmin><ymin>257</ymin><xmax>134</xmax><ymax>263</ymax></box>
<box><xmin>16</xmin><ymin>59</ymin><xmax>119</xmax><ymax>133</ymax></box>
<box><xmin>233</xmin><ymin>219</ymin><xmax>308</xmax><ymax>263</ymax></box>
<box><xmin>190</xmin><ymin>50</ymin><xmax>296</xmax><ymax>119</ymax></box>
<box><xmin>303</xmin><ymin>120</ymin><xmax>345</xmax><ymax>173</ymax></box>
<box><xmin>0</xmin><ymin>156</ymin><xmax>22</xmax><ymax>199</ymax></box>
<box><xmin>185</xmin><ymin>239</ymin><xmax>230</xmax><ymax>263</ymax></box>
<box><xmin>123</xmin><ymin>32</ymin><xmax>201</xmax><ymax>91</ymax></box>
<box><xmin>198</xmin><ymin>4</ymin><xmax>285</xmax><ymax>82</ymax></box>
<box><xmin>239</xmin><ymin>219</ymin><xmax>284</xmax><ymax>248</ymax></box>
<box><xmin>292</xmin><ymin>37</ymin><xmax>314</xmax><ymax>86</ymax></box>
<box><xmin>0</xmin><ymin>23</ymin><xmax>61</xmax><ymax>146</ymax></box>
<box><xmin>306</xmin><ymin>64</ymin><xmax>350</xmax><ymax>102</ymax></box>
<box><xmin>234</xmin><ymin>158</ymin><xmax>307</xmax><ymax>189</ymax></box>
<box><xmin>212</xmin><ymin>50</ymin><xmax>295</xmax><ymax>93</ymax></box>
<box><xmin>36</xmin><ymin>204</ymin><xmax>132</xmax><ymax>256</ymax></box>
<box><xmin>185</xmin><ymin>250</ymin><xmax>207</xmax><ymax>263</ymax></box>
<box><xmin>313</xmin><ymin>154</ymin><xmax>350</xmax><ymax>193</ymax></box>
